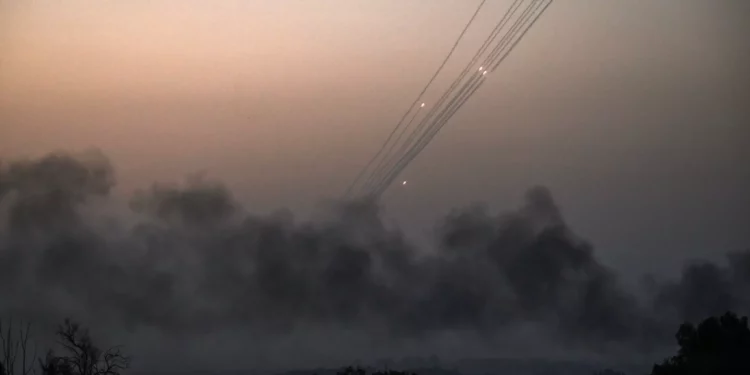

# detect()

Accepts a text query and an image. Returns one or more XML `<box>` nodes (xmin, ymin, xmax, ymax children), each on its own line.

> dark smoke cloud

<box><xmin>0</xmin><ymin>151</ymin><xmax>748</xmax><ymax>362</ymax></box>
<box><xmin>651</xmin><ymin>250</ymin><xmax>750</xmax><ymax>324</ymax></box>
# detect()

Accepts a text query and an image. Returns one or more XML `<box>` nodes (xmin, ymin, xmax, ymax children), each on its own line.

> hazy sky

<box><xmin>1</xmin><ymin>0</ymin><xmax>748</xmax><ymax>276</ymax></box>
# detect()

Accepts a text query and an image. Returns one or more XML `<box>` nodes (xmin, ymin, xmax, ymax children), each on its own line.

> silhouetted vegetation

<box><xmin>40</xmin><ymin>319</ymin><xmax>130</xmax><ymax>375</ymax></box>
<box><xmin>5</xmin><ymin>311</ymin><xmax>750</xmax><ymax>375</ymax></box>
<box><xmin>651</xmin><ymin>311</ymin><xmax>750</xmax><ymax>375</ymax></box>
<box><xmin>0</xmin><ymin>319</ymin><xmax>36</xmax><ymax>375</ymax></box>
<box><xmin>0</xmin><ymin>319</ymin><xmax>129</xmax><ymax>375</ymax></box>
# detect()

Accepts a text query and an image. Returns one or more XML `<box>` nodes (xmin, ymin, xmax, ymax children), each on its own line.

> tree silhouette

<box><xmin>39</xmin><ymin>319</ymin><xmax>129</xmax><ymax>375</ymax></box>
<box><xmin>651</xmin><ymin>311</ymin><xmax>750</xmax><ymax>375</ymax></box>
<box><xmin>0</xmin><ymin>319</ymin><xmax>37</xmax><ymax>375</ymax></box>
<box><xmin>38</xmin><ymin>351</ymin><xmax>72</xmax><ymax>375</ymax></box>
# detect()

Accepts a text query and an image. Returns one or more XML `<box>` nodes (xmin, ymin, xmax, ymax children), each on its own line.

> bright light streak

<box><xmin>482</xmin><ymin>70</ymin><xmax>487</xmax><ymax>75</ymax></box>
<box><xmin>478</xmin><ymin>66</ymin><xmax>484</xmax><ymax>71</ymax></box>
<box><xmin>420</xmin><ymin>103</ymin><xmax>425</xmax><ymax>108</ymax></box>
<box><xmin>402</xmin><ymin>180</ymin><xmax>408</xmax><ymax>185</ymax></box>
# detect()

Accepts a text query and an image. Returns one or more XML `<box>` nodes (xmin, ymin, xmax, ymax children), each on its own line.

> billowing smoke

<box><xmin>0</xmin><ymin>151</ymin><xmax>748</xmax><ymax>366</ymax></box>
<box><xmin>651</xmin><ymin>250</ymin><xmax>750</xmax><ymax>324</ymax></box>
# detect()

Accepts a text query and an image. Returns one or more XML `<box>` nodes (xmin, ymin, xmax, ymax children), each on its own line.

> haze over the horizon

<box><xmin>1</xmin><ymin>0</ymin><xmax>748</xmax><ymax>276</ymax></box>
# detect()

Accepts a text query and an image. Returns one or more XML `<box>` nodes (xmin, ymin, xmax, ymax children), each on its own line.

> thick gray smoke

<box><xmin>0</xmin><ymin>151</ymin><xmax>748</xmax><ymax>365</ymax></box>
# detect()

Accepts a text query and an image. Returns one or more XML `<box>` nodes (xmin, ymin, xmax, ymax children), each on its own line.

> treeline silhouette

<box><xmin>2</xmin><ymin>312</ymin><xmax>750</xmax><ymax>375</ymax></box>
<box><xmin>318</xmin><ymin>312</ymin><xmax>750</xmax><ymax>375</ymax></box>
<box><xmin>650</xmin><ymin>311</ymin><xmax>750</xmax><ymax>375</ymax></box>
<box><xmin>0</xmin><ymin>319</ymin><xmax>129</xmax><ymax>375</ymax></box>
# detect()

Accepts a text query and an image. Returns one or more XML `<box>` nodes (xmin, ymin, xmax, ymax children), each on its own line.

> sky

<box><xmin>1</xmin><ymin>0</ymin><xmax>749</xmax><ymax>278</ymax></box>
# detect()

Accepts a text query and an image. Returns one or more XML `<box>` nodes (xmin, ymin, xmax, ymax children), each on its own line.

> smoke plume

<box><xmin>0</xmin><ymin>151</ymin><xmax>748</xmax><ymax>366</ymax></box>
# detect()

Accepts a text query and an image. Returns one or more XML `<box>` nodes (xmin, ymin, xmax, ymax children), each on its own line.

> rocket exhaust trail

<box><xmin>369</xmin><ymin>0</ymin><xmax>554</xmax><ymax>197</ymax></box>
<box><xmin>364</xmin><ymin>0</ymin><xmax>531</xmax><ymax>196</ymax></box>
<box><xmin>343</xmin><ymin>0</ymin><xmax>487</xmax><ymax>198</ymax></box>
